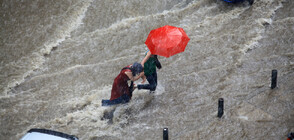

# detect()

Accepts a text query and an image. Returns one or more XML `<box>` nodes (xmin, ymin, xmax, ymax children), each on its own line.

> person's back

<box><xmin>144</xmin><ymin>55</ymin><xmax>156</xmax><ymax>76</ymax></box>
<box><xmin>110</xmin><ymin>66</ymin><xmax>131</xmax><ymax>100</ymax></box>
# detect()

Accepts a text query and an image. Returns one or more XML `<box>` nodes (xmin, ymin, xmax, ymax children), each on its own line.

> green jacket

<box><xmin>144</xmin><ymin>52</ymin><xmax>156</xmax><ymax>76</ymax></box>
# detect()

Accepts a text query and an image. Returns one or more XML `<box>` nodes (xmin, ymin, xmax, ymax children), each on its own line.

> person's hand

<box><xmin>141</xmin><ymin>75</ymin><xmax>147</xmax><ymax>83</ymax></box>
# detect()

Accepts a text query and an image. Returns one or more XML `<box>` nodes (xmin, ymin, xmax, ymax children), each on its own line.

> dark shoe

<box><xmin>149</xmin><ymin>91</ymin><xmax>155</xmax><ymax>94</ymax></box>
<box><xmin>248</xmin><ymin>0</ymin><xmax>254</xmax><ymax>5</ymax></box>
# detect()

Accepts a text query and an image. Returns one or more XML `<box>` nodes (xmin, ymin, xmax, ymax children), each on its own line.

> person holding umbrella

<box><xmin>135</xmin><ymin>25</ymin><xmax>190</xmax><ymax>94</ymax></box>
<box><xmin>135</xmin><ymin>50</ymin><xmax>162</xmax><ymax>93</ymax></box>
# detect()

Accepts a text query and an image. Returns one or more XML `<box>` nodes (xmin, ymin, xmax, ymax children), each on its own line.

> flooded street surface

<box><xmin>1</xmin><ymin>0</ymin><xmax>293</xmax><ymax>139</ymax></box>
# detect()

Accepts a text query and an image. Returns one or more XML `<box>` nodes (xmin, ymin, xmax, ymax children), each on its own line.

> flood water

<box><xmin>1</xmin><ymin>0</ymin><xmax>294</xmax><ymax>139</ymax></box>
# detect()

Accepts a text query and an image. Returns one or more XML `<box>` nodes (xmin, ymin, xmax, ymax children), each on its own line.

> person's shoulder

<box><xmin>123</xmin><ymin>66</ymin><xmax>132</xmax><ymax>72</ymax></box>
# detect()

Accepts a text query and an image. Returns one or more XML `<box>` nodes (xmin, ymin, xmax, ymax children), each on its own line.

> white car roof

<box><xmin>21</xmin><ymin>132</ymin><xmax>69</xmax><ymax>140</ymax></box>
<box><xmin>20</xmin><ymin>129</ymin><xmax>78</xmax><ymax>140</ymax></box>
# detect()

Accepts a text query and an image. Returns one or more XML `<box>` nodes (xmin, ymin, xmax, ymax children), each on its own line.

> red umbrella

<box><xmin>145</xmin><ymin>25</ymin><xmax>190</xmax><ymax>58</ymax></box>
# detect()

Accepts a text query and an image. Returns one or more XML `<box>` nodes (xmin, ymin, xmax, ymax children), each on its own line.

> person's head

<box><xmin>131</xmin><ymin>62</ymin><xmax>143</xmax><ymax>76</ymax></box>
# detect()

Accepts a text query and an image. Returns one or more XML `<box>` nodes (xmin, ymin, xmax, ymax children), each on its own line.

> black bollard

<box><xmin>218</xmin><ymin>98</ymin><xmax>224</xmax><ymax>118</ymax></box>
<box><xmin>163</xmin><ymin>128</ymin><xmax>168</xmax><ymax>140</ymax></box>
<box><xmin>271</xmin><ymin>70</ymin><xmax>278</xmax><ymax>89</ymax></box>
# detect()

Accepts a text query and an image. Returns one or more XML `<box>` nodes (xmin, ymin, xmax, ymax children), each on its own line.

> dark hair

<box><xmin>131</xmin><ymin>62</ymin><xmax>143</xmax><ymax>76</ymax></box>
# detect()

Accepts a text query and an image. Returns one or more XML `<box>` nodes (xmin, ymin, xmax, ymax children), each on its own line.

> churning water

<box><xmin>1</xmin><ymin>0</ymin><xmax>293</xmax><ymax>139</ymax></box>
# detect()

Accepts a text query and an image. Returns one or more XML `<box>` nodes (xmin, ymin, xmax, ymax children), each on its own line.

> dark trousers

<box><xmin>102</xmin><ymin>94</ymin><xmax>130</xmax><ymax>106</ymax></box>
<box><xmin>138</xmin><ymin>72</ymin><xmax>157</xmax><ymax>91</ymax></box>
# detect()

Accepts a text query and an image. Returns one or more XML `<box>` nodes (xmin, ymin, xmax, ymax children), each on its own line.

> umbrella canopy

<box><xmin>145</xmin><ymin>25</ymin><xmax>190</xmax><ymax>58</ymax></box>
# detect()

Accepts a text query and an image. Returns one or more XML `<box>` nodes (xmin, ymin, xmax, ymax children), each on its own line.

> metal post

<box><xmin>271</xmin><ymin>70</ymin><xmax>277</xmax><ymax>89</ymax></box>
<box><xmin>218</xmin><ymin>98</ymin><xmax>224</xmax><ymax>118</ymax></box>
<box><xmin>163</xmin><ymin>128</ymin><xmax>168</xmax><ymax>140</ymax></box>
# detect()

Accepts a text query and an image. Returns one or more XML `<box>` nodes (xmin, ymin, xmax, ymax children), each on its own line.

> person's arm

<box><xmin>141</xmin><ymin>51</ymin><xmax>152</xmax><ymax>67</ymax></box>
<box><xmin>140</xmin><ymin>73</ymin><xmax>146</xmax><ymax>83</ymax></box>
<box><xmin>125</xmin><ymin>72</ymin><xmax>144</xmax><ymax>81</ymax></box>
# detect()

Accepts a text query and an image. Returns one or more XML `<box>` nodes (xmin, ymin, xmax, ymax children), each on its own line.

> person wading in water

<box><xmin>102</xmin><ymin>62</ymin><xmax>145</xmax><ymax>106</ymax></box>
